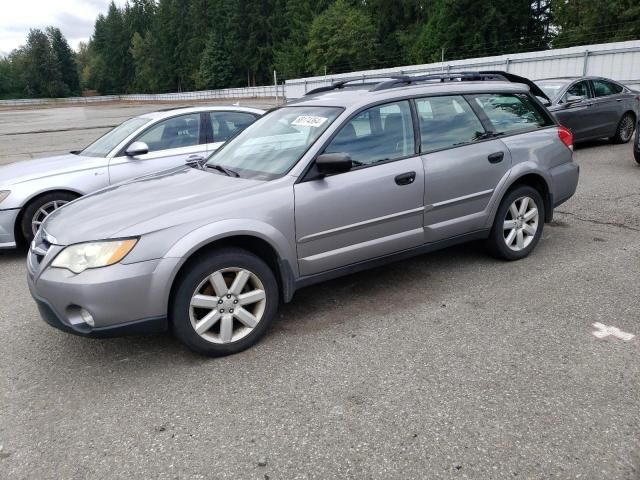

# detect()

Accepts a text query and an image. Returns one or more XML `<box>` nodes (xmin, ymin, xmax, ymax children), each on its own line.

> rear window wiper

<box><xmin>205</xmin><ymin>163</ymin><xmax>240</xmax><ymax>178</ymax></box>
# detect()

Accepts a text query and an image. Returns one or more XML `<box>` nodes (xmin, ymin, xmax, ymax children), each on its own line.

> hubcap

<box><xmin>189</xmin><ymin>267</ymin><xmax>266</xmax><ymax>344</ymax></box>
<box><xmin>620</xmin><ymin>115</ymin><xmax>634</xmax><ymax>141</ymax></box>
<box><xmin>32</xmin><ymin>200</ymin><xmax>69</xmax><ymax>235</ymax></box>
<box><xmin>503</xmin><ymin>196</ymin><xmax>539</xmax><ymax>252</ymax></box>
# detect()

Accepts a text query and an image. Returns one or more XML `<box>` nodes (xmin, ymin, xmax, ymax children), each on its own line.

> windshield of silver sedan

<box><xmin>80</xmin><ymin>117</ymin><xmax>152</xmax><ymax>158</ymax></box>
<box><xmin>206</xmin><ymin>106</ymin><xmax>343</xmax><ymax>180</ymax></box>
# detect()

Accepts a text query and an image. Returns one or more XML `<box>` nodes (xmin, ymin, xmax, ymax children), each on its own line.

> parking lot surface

<box><xmin>1</xmin><ymin>105</ymin><xmax>639</xmax><ymax>479</ymax></box>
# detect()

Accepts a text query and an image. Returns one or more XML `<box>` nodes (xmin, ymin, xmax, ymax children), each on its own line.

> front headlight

<box><xmin>51</xmin><ymin>238</ymin><xmax>138</xmax><ymax>274</ymax></box>
<box><xmin>0</xmin><ymin>190</ymin><xmax>10</xmax><ymax>205</ymax></box>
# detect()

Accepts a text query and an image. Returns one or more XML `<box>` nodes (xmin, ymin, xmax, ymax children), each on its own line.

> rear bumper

<box><xmin>551</xmin><ymin>161</ymin><xmax>580</xmax><ymax>208</ymax></box>
<box><xmin>0</xmin><ymin>208</ymin><xmax>19</xmax><ymax>249</ymax></box>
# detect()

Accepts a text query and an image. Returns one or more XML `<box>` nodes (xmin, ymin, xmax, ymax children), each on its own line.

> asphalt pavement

<box><xmin>0</xmin><ymin>108</ymin><xmax>639</xmax><ymax>479</ymax></box>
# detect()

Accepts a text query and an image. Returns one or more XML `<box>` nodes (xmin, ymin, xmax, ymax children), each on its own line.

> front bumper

<box><xmin>28</xmin><ymin>251</ymin><xmax>181</xmax><ymax>337</ymax></box>
<box><xmin>0</xmin><ymin>208</ymin><xmax>19</xmax><ymax>249</ymax></box>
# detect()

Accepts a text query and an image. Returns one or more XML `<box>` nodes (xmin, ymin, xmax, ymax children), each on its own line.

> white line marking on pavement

<box><xmin>592</xmin><ymin>323</ymin><xmax>635</xmax><ymax>341</ymax></box>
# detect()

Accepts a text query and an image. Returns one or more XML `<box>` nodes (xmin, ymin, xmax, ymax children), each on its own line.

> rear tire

<box><xmin>171</xmin><ymin>248</ymin><xmax>279</xmax><ymax>357</ymax></box>
<box><xmin>610</xmin><ymin>112</ymin><xmax>635</xmax><ymax>144</ymax></box>
<box><xmin>634</xmin><ymin>148</ymin><xmax>640</xmax><ymax>165</ymax></box>
<box><xmin>20</xmin><ymin>192</ymin><xmax>78</xmax><ymax>245</ymax></box>
<box><xmin>487</xmin><ymin>185</ymin><xmax>545</xmax><ymax>261</ymax></box>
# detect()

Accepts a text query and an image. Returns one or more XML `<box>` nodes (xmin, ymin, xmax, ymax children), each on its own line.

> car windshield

<box><xmin>80</xmin><ymin>117</ymin><xmax>151</xmax><ymax>158</ymax></box>
<box><xmin>535</xmin><ymin>80</ymin><xmax>571</xmax><ymax>101</ymax></box>
<box><xmin>206</xmin><ymin>106</ymin><xmax>343</xmax><ymax>180</ymax></box>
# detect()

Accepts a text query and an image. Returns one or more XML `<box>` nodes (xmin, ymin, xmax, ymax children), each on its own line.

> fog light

<box><xmin>80</xmin><ymin>309</ymin><xmax>95</xmax><ymax>327</ymax></box>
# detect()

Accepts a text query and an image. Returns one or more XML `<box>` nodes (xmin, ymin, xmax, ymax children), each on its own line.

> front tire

<box><xmin>487</xmin><ymin>185</ymin><xmax>545</xmax><ymax>261</ymax></box>
<box><xmin>610</xmin><ymin>112</ymin><xmax>635</xmax><ymax>144</ymax></box>
<box><xmin>20</xmin><ymin>192</ymin><xmax>78</xmax><ymax>245</ymax></box>
<box><xmin>171</xmin><ymin>248</ymin><xmax>279</xmax><ymax>357</ymax></box>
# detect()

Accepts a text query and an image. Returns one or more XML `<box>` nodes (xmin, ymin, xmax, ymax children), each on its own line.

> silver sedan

<box><xmin>0</xmin><ymin>106</ymin><xmax>264</xmax><ymax>247</ymax></box>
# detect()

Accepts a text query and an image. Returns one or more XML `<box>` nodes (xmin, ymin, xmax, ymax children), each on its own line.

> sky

<box><xmin>0</xmin><ymin>0</ymin><xmax>127</xmax><ymax>56</ymax></box>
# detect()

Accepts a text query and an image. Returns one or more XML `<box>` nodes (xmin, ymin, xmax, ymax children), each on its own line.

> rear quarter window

<box><xmin>472</xmin><ymin>93</ymin><xmax>553</xmax><ymax>134</ymax></box>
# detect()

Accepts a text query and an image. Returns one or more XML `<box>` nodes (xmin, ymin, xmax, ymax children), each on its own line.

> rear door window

<box><xmin>324</xmin><ymin>100</ymin><xmax>414</xmax><ymax>165</ymax></box>
<box><xmin>472</xmin><ymin>93</ymin><xmax>552</xmax><ymax>134</ymax></box>
<box><xmin>592</xmin><ymin>79</ymin><xmax>623</xmax><ymax>97</ymax></box>
<box><xmin>416</xmin><ymin>95</ymin><xmax>486</xmax><ymax>152</ymax></box>
<box><xmin>210</xmin><ymin>111</ymin><xmax>258</xmax><ymax>142</ymax></box>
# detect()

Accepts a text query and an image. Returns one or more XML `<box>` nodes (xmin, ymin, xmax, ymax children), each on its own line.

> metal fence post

<box><xmin>505</xmin><ymin>58</ymin><xmax>510</xmax><ymax>72</ymax></box>
<box><xmin>583</xmin><ymin>50</ymin><xmax>589</xmax><ymax>76</ymax></box>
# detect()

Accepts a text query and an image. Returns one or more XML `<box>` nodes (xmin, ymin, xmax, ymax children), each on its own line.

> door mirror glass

<box><xmin>316</xmin><ymin>153</ymin><xmax>353</xmax><ymax>175</ymax></box>
<box><xmin>125</xmin><ymin>141</ymin><xmax>149</xmax><ymax>157</ymax></box>
<box><xmin>565</xmin><ymin>95</ymin><xmax>585</xmax><ymax>105</ymax></box>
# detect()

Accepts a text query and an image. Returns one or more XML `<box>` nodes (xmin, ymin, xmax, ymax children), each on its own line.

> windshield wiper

<box><xmin>205</xmin><ymin>163</ymin><xmax>240</xmax><ymax>178</ymax></box>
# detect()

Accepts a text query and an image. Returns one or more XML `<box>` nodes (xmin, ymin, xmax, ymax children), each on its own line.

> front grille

<box><xmin>31</xmin><ymin>230</ymin><xmax>52</xmax><ymax>265</ymax></box>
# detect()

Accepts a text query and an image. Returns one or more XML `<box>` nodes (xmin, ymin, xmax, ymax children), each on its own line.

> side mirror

<box><xmin>316</xmin><ymin>153</ymin><xmax>353</xmax><ymax>176</ymax></box>
<box><xmin>125</xmin><ymin>141</ymin><xmax>149</xmax><ymax>157</ymax></box>
<box><xmin>565</xmin><ymin>95</ymin><xmax>585</xmax><ymax>106</ymax></box>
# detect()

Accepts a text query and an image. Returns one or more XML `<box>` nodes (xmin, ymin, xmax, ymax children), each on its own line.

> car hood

<box><xmin>0</xmin><ymin>153</ymin><xmax>103</xmax><ymax>186</ymax></box>
<box><xmin>44</xmin><ymin>166</ymin><xmax>265</xmax><ymax>245</ymax></box>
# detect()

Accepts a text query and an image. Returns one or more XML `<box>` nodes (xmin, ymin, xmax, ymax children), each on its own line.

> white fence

<box><xmin>284</xmin><ymin>40</ymin><xmax>640</xmax><ymax>98</ymax></box>
<box><xmin>3</xmin><ymin>40</ymin><xmax>639</xmax><ymax>107</ymax></box>
<box><xmin>0</xmin><ymin>85</ymin><xmax>281</xmax><ymax>107</ymax></box>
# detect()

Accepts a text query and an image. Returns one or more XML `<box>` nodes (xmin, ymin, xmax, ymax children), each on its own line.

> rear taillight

<box><xmin>558</xmin><ymin>125</ymin><xmax>573</xmax><ymax>151</ymax></box>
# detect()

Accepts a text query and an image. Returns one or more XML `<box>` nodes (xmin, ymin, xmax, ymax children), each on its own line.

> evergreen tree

<box><xmin>22</xmin><ymin>29</ymin><xmax>65</xmax><ymax>97</ymax></box>
<box><xmin>47</xmin><ymin>27</ymin><xmax>80</xmax><ymax>95</ymax></box>
<box><xmin>197</xmin><ymin>30</ymin><xmax>233</xmax><ymax>89</ymax></box>
<box><xmin>306</xmin><ymin>0</ymin><xmax>377</xmax><ymax>74</ymax></box>
<box><xmin>552</xmin><ymin>0</ymin><xmax>640</xmax><ymax>47</ymax></box>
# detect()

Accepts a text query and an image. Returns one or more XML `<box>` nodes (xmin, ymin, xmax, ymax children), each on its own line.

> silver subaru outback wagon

<box><xmin>28</xmin><ymin>72</ymin><xmax>579</xmax><ymax>357</ymax></box>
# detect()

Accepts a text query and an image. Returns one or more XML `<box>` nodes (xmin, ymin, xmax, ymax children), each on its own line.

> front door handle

<box><xmin>395</xmin><ymin>171</ymin><xmax>416</xmax><ymax>185</ymax></box>
<box><xmin>488</xmin><ymin>152</ymin><xmax>504</xmax><ymax>164</ymax></box>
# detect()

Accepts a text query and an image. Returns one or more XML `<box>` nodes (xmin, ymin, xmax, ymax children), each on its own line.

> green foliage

<box><xmin>197</xmin><ymin>31</ymin><xmax>233</xmax><ymax>89</ymax></box>
<box><xmin>0</xmin><ymin>0</ymin><xmax>636</xmax><ymax>98</ymax></box>
<box><xmin>306</xmin><ymin>0</ymin><xmax>377</xmax><ymax>74</ymax></box>
<box><xmin>552</xmin><ymin>0</ymin><xmax>640</xmax><ymax>47</ymax></box>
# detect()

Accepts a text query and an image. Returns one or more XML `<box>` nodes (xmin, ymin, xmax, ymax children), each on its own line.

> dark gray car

<box><xmin>536</xmin><ymin>76</ymin><xmax>639</xmax><ymax>143</ymax></box>
<box><xmin>28</xmin><ymin>72</ymin><xmax>580</xmax><ymax>357</ymax></box>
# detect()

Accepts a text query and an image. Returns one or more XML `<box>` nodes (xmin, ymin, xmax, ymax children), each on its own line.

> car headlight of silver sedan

<box><xmin>0</xmin><ymin>190</ymin><xmax>10</xmax><ymax>205</ymax></box>
<box><xmin>51</xmin><ymin>238</ymin><xmax>138</xmax><ymax>274</ymax></box>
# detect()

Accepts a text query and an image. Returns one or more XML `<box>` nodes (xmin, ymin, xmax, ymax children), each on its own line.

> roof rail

<box><xmin>305</xmin><ymin>75</ymin><xmax>410</xmax><ymax>96</ymax></box>
<box><xmin>304</xmin><ymin>70</ymin><xmax>550</xmax><ymax>102</ymax></box>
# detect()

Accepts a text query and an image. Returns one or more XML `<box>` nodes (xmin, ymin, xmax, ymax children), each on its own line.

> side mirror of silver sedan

<box><xmin>125</xmin><ymin>141</ymin><xmax>149</xmax><ymax>157</ymax></box>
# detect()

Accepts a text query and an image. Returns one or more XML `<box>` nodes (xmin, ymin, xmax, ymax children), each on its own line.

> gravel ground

<box><xmin>0</xmin><ymin>107</ymin><xmax>639</xmax><ymax>479</ymax></box>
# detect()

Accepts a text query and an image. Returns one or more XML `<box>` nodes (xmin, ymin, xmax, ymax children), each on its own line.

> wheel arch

<box><xmin>502</xmin><ymin>172</ymin><xmax>553</xmax><ymax>223</ymax></box>
<box><xmin>167</xmin><ymin>234</ymin><xmax>296</xmax><ymax>323</ymax></box>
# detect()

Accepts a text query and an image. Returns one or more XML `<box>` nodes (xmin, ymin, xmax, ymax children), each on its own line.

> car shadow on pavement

<box><xmin>40</xmin><ymin>241</ymin><xmax>492</xmax><ymax>367</ymax></box>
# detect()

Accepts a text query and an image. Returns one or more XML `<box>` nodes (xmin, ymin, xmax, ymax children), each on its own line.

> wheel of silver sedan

<box><xmin>31</xmin><ymin>200</ymin><xmax>69</xmax><ymax>235</ymax></box>
<box><xmin>189</xmin><ymin>267</ymin><xmax>266</xmax><ymax>344</ymax></box>
<box><xmin>503</xmin><ymin>196</ymin><xmax>539</xmax><ymax>252</ymax></box>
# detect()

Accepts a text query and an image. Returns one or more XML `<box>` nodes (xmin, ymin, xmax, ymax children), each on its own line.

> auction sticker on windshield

<box><xmin>292</xmin><ymin>115</ymin><xmax>328</xmax><ymax>128</ymax></box>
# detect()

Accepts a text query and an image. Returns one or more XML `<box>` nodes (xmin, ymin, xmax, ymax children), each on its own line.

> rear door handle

<box><xmin>488</xmin><ymin>152</ymin><xmax>504</xmax><ymax>164</ymax></box>
<box><xmin>395</xmin><ymin>171</ymin><xmax>416</xmax><ymax>186</ymax></box>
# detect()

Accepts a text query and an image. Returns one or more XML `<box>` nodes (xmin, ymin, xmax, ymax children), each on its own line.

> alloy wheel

<box><xmin>189</xmin><ymin>267</ymin><xmax>267</xmax><ymax>344</ymax></box>
<box><xmin>503</xmin><ymin>196</ymin><xmax>539</xmax><ymax>252</ymax></box>
<box><xmin>31</xmin><ymin>200</ymin><xmax>69</xmax><ymax>235</ymax></box>
<box><xmin>620</xmin><ymin>115</ymin><xmax>635</xmax><ymax>142</ymax></box>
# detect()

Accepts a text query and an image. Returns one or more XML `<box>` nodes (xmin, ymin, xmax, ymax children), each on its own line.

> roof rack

<box><xmin>304</xmin><ymin>70</ymin><xmax>550</xmax><ymax>102</ymax></box>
